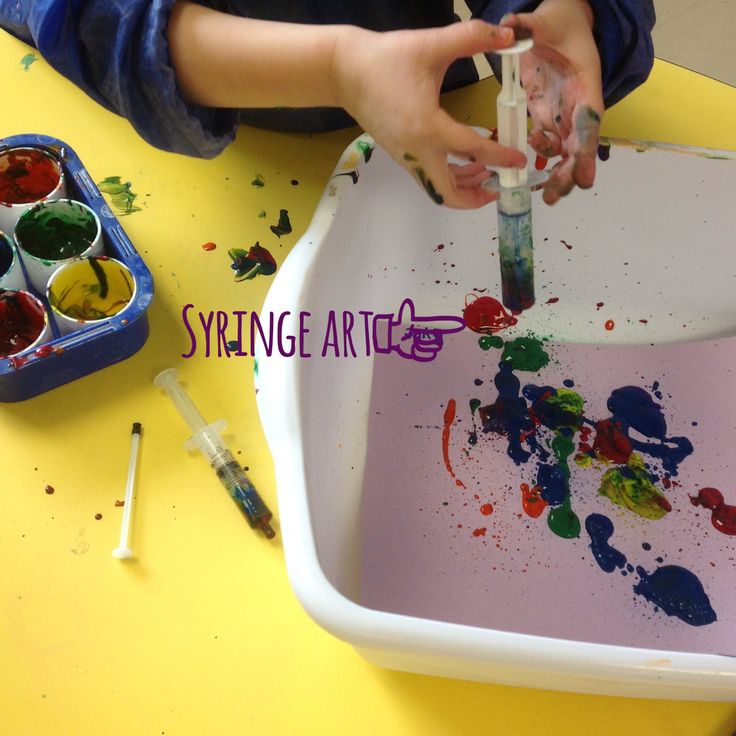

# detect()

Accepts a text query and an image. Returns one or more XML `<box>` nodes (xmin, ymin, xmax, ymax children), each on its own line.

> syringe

<box><xmin>495</xmin><ymin>33</ymin><xmax>535</xmax><ymax>312</ymax></box>
<box><xmin>154</xmin><ymin>368</ymin><xmax>276</xmax><ymax>539</ymax></box>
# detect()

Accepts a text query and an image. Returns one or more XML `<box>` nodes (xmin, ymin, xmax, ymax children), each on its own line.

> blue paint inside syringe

<box><xmin>497</xmin><ymin>185</ymin><xmax>535</xmax><ymax>312</ymax></box>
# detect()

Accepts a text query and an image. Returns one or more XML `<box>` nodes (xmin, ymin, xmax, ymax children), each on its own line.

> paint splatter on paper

<box><xmin>361</xmin><ymin>326</ymin><xmax>736</xmax><ymax>652</ymax></box>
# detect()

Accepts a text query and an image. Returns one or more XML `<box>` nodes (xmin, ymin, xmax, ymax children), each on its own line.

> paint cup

<box><xmin>14</xmin><ymin>199</ymin><xmax>103</xmax><ymax>293</ymax></box>
<box><xmin>0</xmin><ymin>146</ymin><xmax>67</xmax><ymax>235</ymax></box>
<box><xmin>0</xmin><ymin>231</ymin><xmax>26</xmax><ymax>291</ymax></box>
<box><xmin>47</xmin><ymin>256</ymin><xmax>136</xmax><ymax>335</ymax></box>
<box><xmin>0</xmin><ymin>288</ymin><xmax>52</xmax><ymax>358</ymax></box>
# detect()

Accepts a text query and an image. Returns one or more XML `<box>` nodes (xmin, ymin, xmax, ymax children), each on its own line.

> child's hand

<box><xmin>501</xmin><ymin>0</ymin><xmax>604</xmax><ymax>205</ymax></box>
<box><xmin>333</xmin><ymin>20</ymin><xmax>527</xmax><ymax>209</ymax></box>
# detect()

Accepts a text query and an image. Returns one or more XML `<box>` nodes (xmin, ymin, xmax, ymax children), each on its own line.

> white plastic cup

<box><xmin>0</xmin><ymin>231</ymin><xmax>26</xmax><ymax>291</ymax></box>
<box><xmin>14</xmin><ymin>199</ymin><xmax>103</xmax><ymax>293</ymax></box>
<box><xmin>0</xmin><ymin>288</ymin><xmax>52</xmax><ymax>358</ymax></box>
<box><xmin>0</xmin><ymin>146</ymin><xmax>67</xmax><ymax>235</ymax></box>
<box><xmin>47</xmin><ymin>256</ymin><xmax>136</xmax><ymax>335</ymax></box>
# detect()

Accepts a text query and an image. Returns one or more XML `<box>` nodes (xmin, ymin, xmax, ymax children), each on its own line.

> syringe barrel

<box><xmin>154</xmin><ymin>368</ymin><xmax>207</xmax><ymax>433</ymax></box>
<box><xmin>497</xmin><ymin>47</ymin><xmax>529</xmax><ymax>188</ymax></box>
<box><xmin>498</xmin><ymin>185</ymin><xmax>534</xmax><ymax>312</ymax></box>
<box><xmin>213</xmin><ymin>450</ymin><xmax>274</xmax><ymax>531</ymax></box>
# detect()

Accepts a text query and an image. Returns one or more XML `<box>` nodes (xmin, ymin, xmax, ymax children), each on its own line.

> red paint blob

<box><xmin>596</xmin><ymin>302</ymin><xmax>604</xmax><ymax>310</ymax></box>
<box><xmin>521</xmin><ymin>483</ymin><xmax>547</xmax><ymax>518</ymax></box>
<box><xmin>690</xmin><ymin>487</ymin><xmax>736</xmax><ymax>535</ymax></box>
<box><xmin>472</xmin><ymin>527</ymin><xmax>487</xmax><ymax>537</ymax></box>
<box><xmin>463</xmin><ymin>295</ymin><xmax>517</xmax><ymax>334</ymax></box>
<box><xmin>480</xmin><ymin>503</ymin><xmax>494</xmax><ymax>516</ymax></box>
<box><xmin>604</xmin><ymin>319</ymin><xmax>615</xmax><ymax>331</ymax></box>
<box><xmin>201</xmin><ymin>241</ymin><xmax>217</xmax><ymax>251</ymax></box>
<box><xmin>544</xmin><ymin>297</ymin><xmax>559</xmax><ymax>304</ymax></box>
<box><xmin>560</xmin><ymin>239</ymin><xmax>573</xmax><ymax>250</ymax></box>
<box><xmin>44</xmin><ymin>485</ymin><xmax>55</xmax><ymax>495</ymax></box>
<box><xmin>94</xmin><ymin>513</ymin><xmax>103</xmax><ymax>520</ymax></box>
<box><xmin>592</xmin><ymin>419</ymin><xmax>632</xmax><ymax>464</ymax></box>
<box><xmin>442</xmin><ymin>399</ymin><xmax>465</xmax><ymax>489</ymax></box>
<box><xmin>35</xmin><ymin>344</ymin><xmax>60</xmax><ymax>358</ymax></box>
<box><xmin>0</xmin><ymin>148</ymin><xmax>61</xmax><ymax>204</ymax></box>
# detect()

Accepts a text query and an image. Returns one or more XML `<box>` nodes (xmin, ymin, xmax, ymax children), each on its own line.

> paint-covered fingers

<box><xmin>405</xmin><ymin>154</ymin><xmax>497</xmax><ymax>209</ymax></box>
<box><xmin>569</xmin><ymin>103</ymin><xmax>601</xmax><ymax>189</ymax></box>
<box><xmin>528</xmin><ymin>128</ymin><xmax>562</xmax><ymax>159</ymax></box>
<box><xmin>541</xmin><ymin>158</ymin><xmax>576</xmax><ymax>205</ymax></box>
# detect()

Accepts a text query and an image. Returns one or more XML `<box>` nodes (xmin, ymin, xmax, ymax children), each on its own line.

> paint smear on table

<box><xmin>229</xmin><ymin>242</ymin><xmax>277</xmax><ymax>281</ymax></box>
<box><xmin>97</xmin><ymin>176</ymin><xmax>142</xmax><ymax>215</ymax></box>
<box><xmin>360</xmin><ymin>327</ymin><xmax>736</xmax><ymax>654</ymax></box>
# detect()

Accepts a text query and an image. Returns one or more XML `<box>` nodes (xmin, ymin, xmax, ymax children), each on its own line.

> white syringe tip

<box><xmin>112</xmin><ymin>547</ymin><xmax>133</xmax><ymax>560</ymax></box>
<box><xmin>153</xmin><ymin>367</ymin><xmax>179</xmax><ymax>390</ymax></box>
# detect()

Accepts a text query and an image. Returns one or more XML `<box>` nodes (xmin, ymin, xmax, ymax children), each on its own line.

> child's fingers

<box><xmin>542</xmin><ymin>158</ymin><xmax>576</xmax><ymax>205</ymax></box>
<box><xmin>432</xmin><ymin>19</ymin><xmax>515</xmax><ymax>61</ymax></box>
<box><xmin>436</xmin><ymin>113</ymin><xmax>527</xmax><ymax>169</ymax></box>
<box><xmin>529</xmin><ymin>128</ymin><xmax>561</xmax><ymax>158</ymax></box>
<box><xmin>405</xmin><ymin>152</ymin><xmax>497</xmax><ymax>209</ymax></box>
<box><xmin>569</xmin><ymin>102</ymin><xmax>601</xmax><ymax>189</ymax></box>
<box><xmin>448</xmin><ymin>162</ymin><xmax>492</xmax><ymax>188</ymax></box>
<box><xmin>499</xmin><ymin>12</ymin><xmax>545</xmax><ymax>43</ymax></box>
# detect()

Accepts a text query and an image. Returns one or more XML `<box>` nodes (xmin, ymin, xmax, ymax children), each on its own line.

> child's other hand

<box><xmin>501</xmin><ymin>0</ymin><xmax>604</xmax><ymax>205</ymax></box>
<box><xmin>333</xmin><ymin>20</ymin><xmax>527</xmax><ymax>209</ymax></box>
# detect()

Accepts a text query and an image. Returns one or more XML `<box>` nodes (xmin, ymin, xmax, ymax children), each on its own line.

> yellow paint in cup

<box><xmin>47</xmin><ymin>256</ymin><xmax>135</xmax><ymax>334</ymax></box>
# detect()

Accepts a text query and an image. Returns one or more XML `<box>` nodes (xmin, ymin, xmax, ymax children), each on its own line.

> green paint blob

<box><xmin>547</xmin><ymin>501</ymin><xmax>581</xmax><ymax>539</ymax></box>
<box><xmin>598</xmin><ymin>453</ymin><xmax>670</xmax><ymax>519</ymax></box>
<box><xmin>501</xmin><ymin>336</ymin><xmax>549</xmax><ymax>371</ymax></box>
<box><xmin>469</xmin><ymin>398</ymin><xmax>481</xmax><ymax>414</ymax></box>
<box><xmin>97</xmin><ymin>176</ymin><xmax>141</xmax><ymax>215</ymax></box>
<box><xmin>357</xmin><ymin>141</ymin><xmax>374</xmax><ymax>162</ymax></box>
<box><xmin>16</xmin><ymin>200</ymin><xmax>98</xmax><ymax>261</ymax></box>
<box><xmin>251</xmin><ymin>174</ymin><xmax>265</xmax><ymax>187</ymax></box>
<box><xmin>478</xmin><ymin>335</ymin><xmax>503</xmax><ymax>351</ymax></box>
<box><xmin>20</xmin><ymin>52</ymin><xmax>37</xmax><ymax>71</ymax></box>
<box><xmin>551</xmin><ymin>432</ymin><xmax>575</xmax><ymax>464</ymax></box>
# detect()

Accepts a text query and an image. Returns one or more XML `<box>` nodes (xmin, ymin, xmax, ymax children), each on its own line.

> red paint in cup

<box><xmin>0</xmin><ymin>289</ymin><xmax>49</xmax><ymax>357</ymax></box>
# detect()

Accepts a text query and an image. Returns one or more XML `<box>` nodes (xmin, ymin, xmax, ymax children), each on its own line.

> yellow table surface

<box><xmin>1</xmin><ymin>29</ymin><xmax>735</xmax><ymax>736</ymax></box>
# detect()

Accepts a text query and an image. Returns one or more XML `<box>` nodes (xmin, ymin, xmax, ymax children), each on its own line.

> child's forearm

<box><xmin>168</xmin><ymin>1</ymin><xmax>358</xmax><ymax>109</ymax></box>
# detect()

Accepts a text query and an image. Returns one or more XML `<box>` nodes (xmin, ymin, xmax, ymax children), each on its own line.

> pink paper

<box><xmin>360</xmin><ymin>330</ymin><xmax>736</xmax><ymax>654</ymax></box>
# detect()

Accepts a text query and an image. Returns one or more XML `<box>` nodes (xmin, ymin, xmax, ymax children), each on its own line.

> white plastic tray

<box><xmin>256</xmin><ymin>133</ymin><xmax>736</xmax><ymax>700</ymax></box>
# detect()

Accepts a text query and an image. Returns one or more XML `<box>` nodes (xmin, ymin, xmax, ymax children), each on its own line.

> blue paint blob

<box><xmin>537</xmin><ymin>463</ymin><xmax>567</xmax><ymax>506</ymax></box>
<box><xmin>585</xmin><ymin>513</ymin><xmax>627</xmax><ymax>573</ymax></box>
<box><xmin>478</xmin><ymin>361</ymin><xmax>534</xmax><ymax>464</ymax></box>
<box><xmin>605</xmin><ymin>385</ymin><xmax>693</xmax><ymax>475</ymax></box>
<box><xmin>634</xmin><ymin>565</ymin><xmax>717</xmax><ymax>626</ymax></box>
<box><xmin>563</xmin><ymin>379</ymin><xmax>574</xmax><ymax>388</ymax></box>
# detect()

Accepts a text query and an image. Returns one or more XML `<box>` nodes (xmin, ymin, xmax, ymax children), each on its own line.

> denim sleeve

<box><xmin>469</xmin><ymin>0</ymin><xmax>656</xmax><ymax>108</ymax></box>
<box><xmin>0</xmin><ymin>0</ymin><xmax>238</xmax><ymax>157</ymax></box>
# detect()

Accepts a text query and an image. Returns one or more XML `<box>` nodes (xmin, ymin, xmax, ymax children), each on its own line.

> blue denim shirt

<box><xmin>0</xmin><ymin>1</ymin><xmax>654</xmax><ymax>158</ymax></box>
